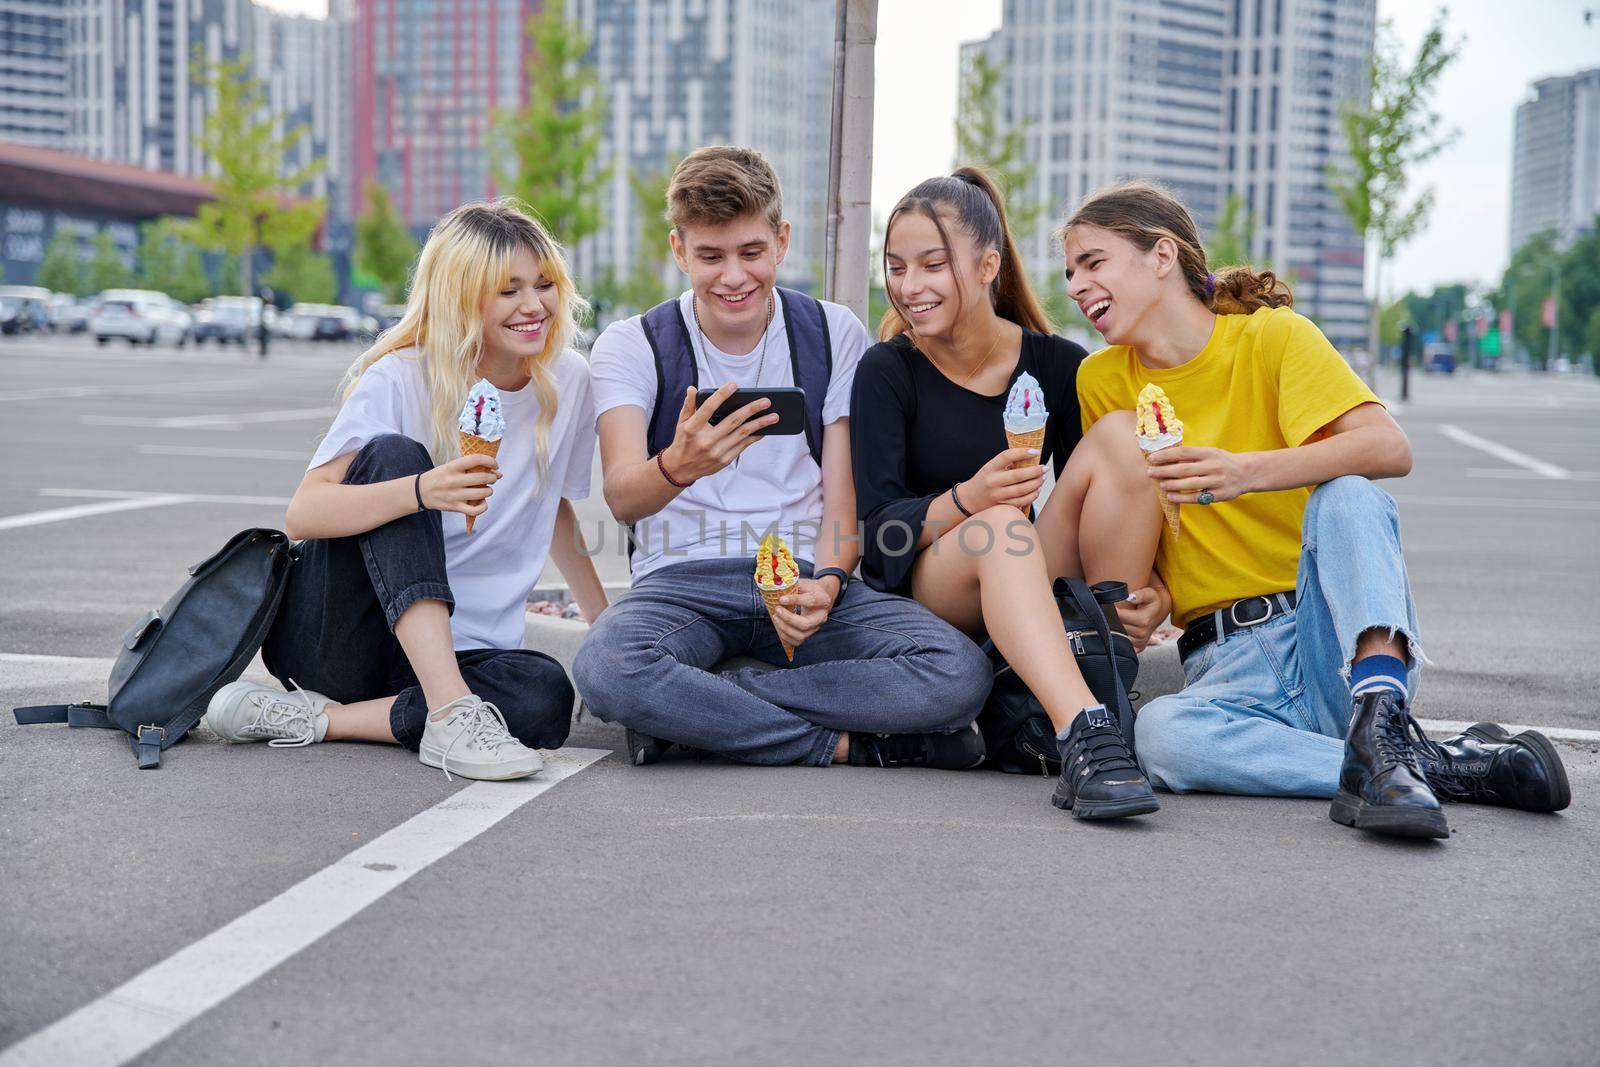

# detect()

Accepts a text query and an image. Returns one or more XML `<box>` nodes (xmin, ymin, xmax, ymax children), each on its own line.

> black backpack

<box><xmin>978</xmin><ymin>577</ymin><xmax>1140</xmax><ymax>777</ymax></box>
<box><xmin>13</xmin><ymin>529</ymin><xmax>297</xmax><ymax>768</ymax></box>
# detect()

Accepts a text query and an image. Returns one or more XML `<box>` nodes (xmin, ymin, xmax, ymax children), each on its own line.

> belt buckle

<box><xmin>1229</xmin><ymin>595</ymin><xmax>1274</xmax><ymax>628</ymax></box>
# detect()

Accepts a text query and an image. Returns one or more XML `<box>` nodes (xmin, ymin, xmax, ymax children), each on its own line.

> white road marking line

<box><xmin>1418</xmin><ymin>719</ymin><xmax>1600</xmax><ymax>745</ymax></box>
<box><xmin>81</xmin><ymin>407</ymin><xmax>335</xmax><ymax>430</ymax></box>
<box><xmin>1439</xmin><ymin>424</ymin><xmax>1569</xmax><ymax>479</ymax></box>
<box><xmin>0</xmin><ymin>495</ymin><xmax>192</xmax><ymax>532</ymax></box>
<box><xmin>0</xmin><ymin>652</ymin><xmax>116</xmax><ymax>667</ymax></box>
<box><xmin>1465</xmin><ymin>467</ymin><xmax>1600</xmax><ymax>482</ymax></box>
<box><xmin>1393</xmin><ymin>495</ymin><xmax>1600</xmax><ymax>512</ymax></box>
<box><xmin>0</xmin><ymin>748</ymin><xmax>610</xmax><ymax>1067</ymax></box>
<box><xmin>0</xmin><ymin>379</ymin><xmax>249</xmax><ymax>403</ymax></box>
<box><xmin>38</xmin><ymin>488</ymin><xmax>292</xmax><ymax>507</ymax></box>
<box><xmin>138</xmin><ymin>444</ymin><xmax>307</xmax><ymax>461</ymax></box>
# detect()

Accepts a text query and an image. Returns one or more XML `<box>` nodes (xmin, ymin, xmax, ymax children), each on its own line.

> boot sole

<box><xmin>1463</xmin><ymin>722</ymin><xmax>1572</xmax><ymax>812</ymax></box>
<box><xmin>1052</xmin><ymin>789</ymin><xmax>1161</xmax><ymax>819</ymax></box>
<box><xmin>1329</xmin><ymin>789</ymin><xmax>1449</xmax><ymax>839</ymax></box>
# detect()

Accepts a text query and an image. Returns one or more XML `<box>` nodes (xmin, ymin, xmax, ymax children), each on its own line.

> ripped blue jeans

<box><xmin>1134</xmin><ymin>476</ymin><xmax>1423</xmax><ymax>798</ymax></box>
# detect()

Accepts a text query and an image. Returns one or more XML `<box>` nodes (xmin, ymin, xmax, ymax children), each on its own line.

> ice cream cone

<box><xmin>458</xmin><ymin>431</ymin><xmax>501</xmax><ymax>534</ymax></box>
<box><xmin>758</xmin><ymin>578</ymin><xmax>800</xmax><ymax>662</ymax></box>
<box><xmin>1142</xmin><ymin>441</ymin><xmax>1182</xmax><ymax>538</ymax></box>
<box><xmin>1005</xmin><ymin>426</ymin><xmax>1047</xmax><ymax>469</ymax></box>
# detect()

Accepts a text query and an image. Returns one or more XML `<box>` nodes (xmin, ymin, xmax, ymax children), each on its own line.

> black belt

<box><xmin>1177</xmin><ymin>591</ymin><xmax>1297</xmax><ymax>663</ymax></box>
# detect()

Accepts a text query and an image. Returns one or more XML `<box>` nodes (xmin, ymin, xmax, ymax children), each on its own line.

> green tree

<box><xmin>1379</xmin><ymin>295</ymin><xmax>1408</xmax><ymax>347</ymax></box>
<box><xmin>36</xmin><ymin>231</ymin><xmax>85</xmax><ymax>295</ymax></box>
<box><xmin>353</xmin><ymin>180</ymin><xmax>416</xmax><ymax>303</ymax></box>
<box><xmin>264</xmin><ymin>241</ymin><xmax>337</xmax><ymax>305</ymax></box>
<box><xmin>1207</xmin><ymin>193</ymin><xmax>1257</xmax><ymax>269</ymax></box>
<box><xmin>1584</xmin><ymin>307</ymin><xmax>1600</xmax><ymax>373</ymax></box>
<box><xmin>954</xmin><ymin>51</ymin><xmax>1039</xmax><ymax>241</ymax></box>
<box><xmin>84</xmin><ymin>230</ymin><xmax>133</xmax><ymax>292</ymax></box>
<box><xmin>1399</xmin><ymin>283</ymin><xmax>1468</xmax><ymax>339</ymax></box>
<box><xmin>185</xmin><ymin>53</ymin><xmax>325</xmax><ymax>297</ymax></box>
<box><xmin>138</xmin><ymin>217</ymin><xmax>211</xmax><ymax>304</ymax></box>
<box><xmin>592</xmin><ymin>158</ymin><xmax>678</xmax><ymax>319</ymax></box>
<box><xmin>1556</xmin><ymin>220</ymin><xmax>1600</xmax><ymax>366</ymax></box>
<box><xmin>1499</xmin><ymin>230</ymin><xmax>1560</xmax><ymax>366</ymax></box>
<box><xmin>1330</xmin><ymin>9</ymin><xmax>1460</xmax><ymax>371</ymax></box>
<box><xmin>494</xmin><ymin>0</ymin><xmax>608</xmax><ymax>245</ymax></box>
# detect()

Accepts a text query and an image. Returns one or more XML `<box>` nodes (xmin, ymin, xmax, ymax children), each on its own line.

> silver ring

<box><xmin>1197</xmin><ymin>490</ymin><xmax>1216</xmax><ymax>506</ymax></box>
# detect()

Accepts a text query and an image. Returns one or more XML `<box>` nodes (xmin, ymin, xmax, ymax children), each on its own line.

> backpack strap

<box><xmin>13</xmin><ymin>702</ymin><xmax>114</xmax><ymax>728</ymax></box>
<box><xmin>777</xmin><ymin>287</ymin><xmax>831</xmax><ymax>467</ymax></box>
<box><xmin>1054</xmin><ymin>577</ymin><xmax>1136</xmax><ymax>750</ymax></box>
<box><xmin>640</xmin><ymin>296</ymin><xmax>698</xmax><ymax>460</ymax></box>
<box><xmin>132</xmin><ymin>724</ymin><xmax>164</xmax><ymax>769</ymax></box>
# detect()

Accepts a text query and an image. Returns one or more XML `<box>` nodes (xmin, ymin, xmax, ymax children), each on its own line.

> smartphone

<box><xmin>695</xmin><ymin>386</ymin><xmax>806</xmax><ymax>437</ymax></box>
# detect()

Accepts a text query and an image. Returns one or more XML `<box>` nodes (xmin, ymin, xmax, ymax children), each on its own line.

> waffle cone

<box><xmin>1142</xmin><ymin>441</ymin><xmax>1181</xmax><ymax>539</ymax></box>
<box><xmin>758</xmin><ymin>578</ymin><xmax>800</xmax><ymax>662</ymax></box>
<box><xmin>458</xmin><ymin>432</ymin><xmax>501</xmax><ymax>534</ymax></box>
<box><xmin>1005</xmin><ymin>426</ymin><xmax>1047</xmax><ymax>469</ymax></box>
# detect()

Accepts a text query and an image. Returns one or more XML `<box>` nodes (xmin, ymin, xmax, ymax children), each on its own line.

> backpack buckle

<box><xmin>135</xmin><ymin>724</ymin><xmax>165</xmax><ymax>769</ymax></box>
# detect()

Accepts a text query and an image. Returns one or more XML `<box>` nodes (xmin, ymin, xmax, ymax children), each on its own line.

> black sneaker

<box><xmin>1413</xmin><ymin>721</ymin><xmax>1571</xmax><ymax>812</ymax></box>
<box><xmin>1330</xmin><ymin>690</ymin><xmax>1448</xmax><ymax>839</ymax></box>
<box><xmin>1051</xmin><ymin>704</ymin><xmax>1159</xmax><ymax>819</ymax></box>
<box><xmin>624</xmin><ymin>728</ymin><xmax>708</xmax><ymax>766</ymax></box>
<box><xmin>848</xmin><ymin>723</ymin><xmax>986</xmax><ymax>769</ymax></box>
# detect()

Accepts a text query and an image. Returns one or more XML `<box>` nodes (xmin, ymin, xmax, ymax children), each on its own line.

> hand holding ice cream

<box><xmin>457</xmin><ymin>380</ymin><xmax>505</xmax><ymax>533</ymax></box>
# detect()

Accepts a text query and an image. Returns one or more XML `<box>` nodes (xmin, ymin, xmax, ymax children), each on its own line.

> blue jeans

<box><xmin>572</xmin><ymin>557</ymin><xmax>992</xmax><ymax>766</ymax></box>
<box><xmin>262</xmin><ymin>434</ymin><xmax>575</xmax><ymax>751</ymax></box>
<box><xmin>1134</xmin><ymin>476</ymin><xmax>1424</xmax><ymax>798</ymax></box>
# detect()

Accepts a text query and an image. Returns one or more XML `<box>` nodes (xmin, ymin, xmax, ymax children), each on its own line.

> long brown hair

<box><xmin>879</xmin><ymin>165</ymin><xmax>1053</xmax><ymax>341</ymax></box>
<box><xmin>1058</xmin><ymin>179</ymin><xmax>1292</xmax><ymax>315</ymax></box>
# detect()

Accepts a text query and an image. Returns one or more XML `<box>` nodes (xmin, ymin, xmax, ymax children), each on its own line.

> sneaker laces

<box><xmin>439</xmin><ymin>699</ymin><xmax>523</xmax><ymax>782</ymax></box>
<box><xmin>858</xmin><ymin>732</ymin><xmax>928</xmax><ymax>767</ymax></box>
<box><xmin>241</xmin><ymin>679</ymin><xmax>320</xmax><ymax>748</ymax></box>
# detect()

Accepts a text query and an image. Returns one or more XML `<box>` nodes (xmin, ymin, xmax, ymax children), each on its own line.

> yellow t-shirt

<box><xmin>1077</xmin><ymin>306</ymin><xmax>1380</xmax><ymax>626</ymax></box>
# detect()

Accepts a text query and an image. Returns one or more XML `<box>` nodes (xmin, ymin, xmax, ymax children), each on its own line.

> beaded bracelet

<box><xmin>656</xmin><ymin>451</ymin><xmax>692</xmax><ymax>489</ymax></box>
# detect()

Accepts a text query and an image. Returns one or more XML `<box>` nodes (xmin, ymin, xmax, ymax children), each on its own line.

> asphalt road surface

<box><xmin>2</xmin><ymin>332</ymin><xmax>1597</xmax><ymax>1065</ymax></box>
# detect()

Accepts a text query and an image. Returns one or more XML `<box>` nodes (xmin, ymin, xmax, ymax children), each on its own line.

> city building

<box><xmin>0</xmin><ymin>0</ymin><xmax>70</xmax><ymax>149</ymax></box>
<box><xmin>350</xmin><ymin>0</ymin><xmax>529</xmax><ymax>228</ymax></box>
<box><xmin>963</xmin><ymin>0</ymin><xmax>1373</xmax><ymax>353</ymax></box>
<box><xmin>1509</xmin><ymin>66</ymin><xmax>1600</xmax><ymax>254</ymax></box>
<box><xmin>572</xmin><ymin>0</ymin><xmax>836</xmax><ymax>293</ymax></box>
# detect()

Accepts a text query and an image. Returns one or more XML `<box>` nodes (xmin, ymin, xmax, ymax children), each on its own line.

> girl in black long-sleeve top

<box><xmin>850</xmin><ymin>168</ymin><xmax>1166</xmax><ymax>819</ymax></box>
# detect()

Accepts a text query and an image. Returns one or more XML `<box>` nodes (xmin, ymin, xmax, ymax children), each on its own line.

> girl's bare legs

<box><xmin>911</xmin><ymin>507</ymin><xmax>1099</xmax><ymax>732</ymax></box>
<box><xmin>1034</xmin><ymin>410</ymin><xmax>1162</xmax><ymax>588</ymax></box>
<box><xmin>321</xmin><ymin>598</ymin><xmax>471</xmax><ymax>742</ymax></box>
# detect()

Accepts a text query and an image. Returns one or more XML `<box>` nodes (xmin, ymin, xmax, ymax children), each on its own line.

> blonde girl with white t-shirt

<box><xmin>202</xmin><ymin>199</ymin><xmax>608</xmax><ymax>781</ymax></box>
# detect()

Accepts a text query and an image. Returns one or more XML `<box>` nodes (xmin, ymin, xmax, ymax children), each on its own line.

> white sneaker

<box><xmin>418</xmin><ymin>696</ymin><xmax>544</xmax><ymax>781</ymax></box>
<box><xmin>204</xmin><ymin>680</ymin><xmax>331</xmax><ymax>747</ymax></box>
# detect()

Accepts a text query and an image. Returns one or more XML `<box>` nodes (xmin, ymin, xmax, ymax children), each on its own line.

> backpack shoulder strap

<box><xmin>777</xmin><ymin>287</ymin><xmax>831</xmax><ymax>466</ymax></box>
<box><xmin>14</xmin><ymin>702</ymin><xmax>113</xmax><ymax>728</ymax></box>
<box><xmin>639</xmin><ymin>296</ymin><xmax>697</xmax><ymax>459</ymax></box>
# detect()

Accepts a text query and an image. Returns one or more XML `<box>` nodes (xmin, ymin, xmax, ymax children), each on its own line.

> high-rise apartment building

<box><xmin>350</xmin><ymin>0</ymin><xmax>529</xmax><ymax>227</ymax></box>
<box><xmin>964</xmin><ymin>0</ymin><xmax>1373</xmax><ymax>353</ymax></box>
<box><xmin>0</xmin><ymin>0</ymin><xmax>70</xmax><ymax>148</ymax></box>
<box><xmin>572</xmin><ymin>0</ymin><xmax>835</xmax><ymax>292</ymax></box>
<box><xmin>1509</xmin><ymin>67</ymin><xmax>1600</xmax><ymax>255</ymax></box>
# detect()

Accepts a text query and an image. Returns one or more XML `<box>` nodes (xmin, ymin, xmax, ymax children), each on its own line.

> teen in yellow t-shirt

<box><xmin>1057</xmin><ymin>180</ymin><xmax>1569</xmax><ymax>839</ymax></box>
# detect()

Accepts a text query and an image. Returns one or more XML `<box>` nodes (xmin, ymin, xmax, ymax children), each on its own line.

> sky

<box><xmin>261</xmin><ymin>0</ymin><xmax>1596</xmax><ymax>294</ymax></box>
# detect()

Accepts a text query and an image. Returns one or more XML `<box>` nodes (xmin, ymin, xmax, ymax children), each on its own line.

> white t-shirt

<box><xmin>309</xmin><ymin>347</ymin><xmax>596</xmax><ymax>650</ymax></box>
<box><xmin>589</xmin><ymin>289</ymin><xmax>866</xmax><ymax>580</ymax></box>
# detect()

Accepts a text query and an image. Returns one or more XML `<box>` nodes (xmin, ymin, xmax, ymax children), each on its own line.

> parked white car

<box><xmin>90</xmin><ymin>289</ymin><xmax>195</xmax><ymax>347</ymax></box>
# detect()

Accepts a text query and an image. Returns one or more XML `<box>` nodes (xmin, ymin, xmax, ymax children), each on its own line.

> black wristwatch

<box><xmin>813</xmin><ymin>567</ymin><xmax>851</xmax><ymax>606</ymax></box>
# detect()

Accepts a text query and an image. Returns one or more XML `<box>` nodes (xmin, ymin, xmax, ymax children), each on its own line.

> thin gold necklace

<box><xmin>923</xmin><ymin>324</ymin><xmax>1004</xmax><ymax>389</ymax></box>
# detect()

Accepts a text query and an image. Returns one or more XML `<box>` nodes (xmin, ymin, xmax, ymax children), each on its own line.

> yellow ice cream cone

<box><xmin>458</xmin><ymin>431</ymin><xmax>501</xmax><ymax>534</ymax></box>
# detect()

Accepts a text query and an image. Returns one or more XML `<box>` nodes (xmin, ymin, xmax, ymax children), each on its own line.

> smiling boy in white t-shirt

<box><xmin>573</xmin><ymin>146</ymin><xmax>992</xmax><ymax>769</ymax></box>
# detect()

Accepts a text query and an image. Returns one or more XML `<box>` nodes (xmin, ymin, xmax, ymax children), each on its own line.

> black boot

<box><xmin>1330</xmin><ymin>690</ymin><xmax>1448</xmax><ymax>839</ymax></box>
<box><xmin>848</xmin><ymin>723</ymin><xmax>986</xmax><ymax>770</ymax></box>
<box><xmin>1051</xmin><ymin>704</ymin><xmax>1159</xmax><ymax>819</ymax></box>
<box><xmin>1413</xmin><ymin>722</ymin><xmax>1572</xmax><ymax>812</ymax></box>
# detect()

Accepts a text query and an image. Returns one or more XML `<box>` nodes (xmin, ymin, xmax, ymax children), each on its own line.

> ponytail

<box><xmin>1058</xmin><ymin>180</ymin><xmax>1294</xmax><ymax>314</ymax></box>
<box><xmin>879</xmin><ymin>165</ymin><xmax>1053</xmax><ymax>342</ymax></box>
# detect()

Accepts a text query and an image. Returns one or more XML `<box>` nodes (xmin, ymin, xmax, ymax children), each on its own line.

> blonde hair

<box><xmin>879</xmin><ymin>165</ymin><xmax>1053</xmax><ymax>342</ymax></box>
<box><xmin>1057</xmin><ymin>180</ymin><xmax>1293</xmax><ymax>315</ymax></box>
<box><xmin>340</xmin><ymin>198</ymin><xmax>588</xmax><ymax>481</ymax></box>
<box><xmin>666</xmin><ymin>145</ymin><xmax>784</xmax><ymax>233</ymax></box>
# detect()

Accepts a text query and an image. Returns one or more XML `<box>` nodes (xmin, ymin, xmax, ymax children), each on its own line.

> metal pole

<box><xmin>823</xmin><ymin>0</ymin><xmax>878</xmax><ymax>324</ymax></box>
<box><xmin>1400</xmin><ymin>323</ymin><xmax>1413</xmax><ymax>402</ymax></box>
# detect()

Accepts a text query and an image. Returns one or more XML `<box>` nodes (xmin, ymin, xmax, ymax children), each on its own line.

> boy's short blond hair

<box><xmin>666</xmin><ymin>146</ymin><xmax>784</xmax><ymax>233</ymax></box>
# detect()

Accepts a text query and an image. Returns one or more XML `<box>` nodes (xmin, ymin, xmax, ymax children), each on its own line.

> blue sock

<box><xmin>1350</xmin><ymin>654</ymin><xmax>1408</xmax><ymax>702</ymax></box>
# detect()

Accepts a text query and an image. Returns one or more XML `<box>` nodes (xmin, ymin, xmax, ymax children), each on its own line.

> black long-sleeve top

<box><xmin>850</xmin><ymin>330</ymin><xmax>1088</xmax><ymax>596</ymax></box>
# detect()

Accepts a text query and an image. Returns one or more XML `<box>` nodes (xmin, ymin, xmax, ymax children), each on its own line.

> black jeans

<box><xmin>262</xmin><ymin>434</ymin><xmax>574</xmax><ymax>750</ymax></box>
